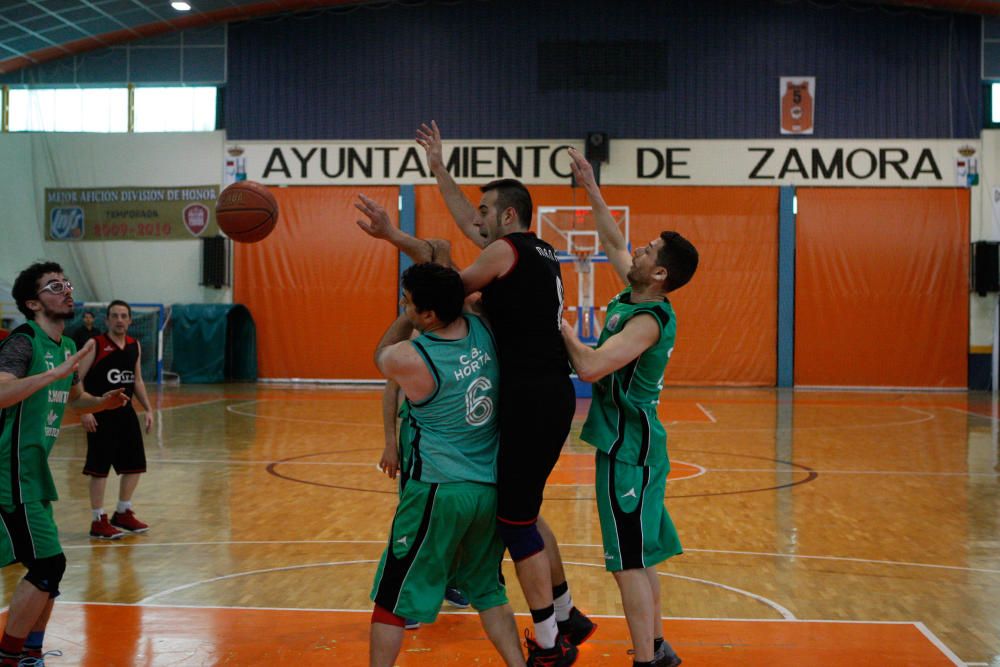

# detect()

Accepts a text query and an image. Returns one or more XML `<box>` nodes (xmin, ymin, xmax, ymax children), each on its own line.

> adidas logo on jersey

<box><xmin>104</xmin><ymin>346</ymin><xmax>114</xmax><ymax>351</ymax></box>
<box><xmin>621</xmin><ymin>488</ymin><xmax>637</xmax><ymax>499</ymax></box>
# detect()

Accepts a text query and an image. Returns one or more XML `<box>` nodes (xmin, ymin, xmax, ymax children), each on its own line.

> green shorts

<box><xmin>595</xmin><ymin>450</ymin><xmax>682</xmax><ymax>572</ymax></box>
<box><xmin>371</xmin><ymin>479</ymin><xmax>507</xmax><ymax>622</ymax></box>
<box><xmin>0</xmin><ymin>500</ymin><xmax>63</xmax><ymax>566</ymax></box>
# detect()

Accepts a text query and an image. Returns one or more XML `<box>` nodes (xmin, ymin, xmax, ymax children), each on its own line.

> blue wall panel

<box><xmin>225</xmin><ymin>0</ymin><xmax>982</xmax><ymax>140</ymax></box>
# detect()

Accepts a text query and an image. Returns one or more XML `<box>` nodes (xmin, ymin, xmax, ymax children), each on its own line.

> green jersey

<box><xmin>406</xmin><ymin>314</ymin><xmax>500</xmax><ymax>484</ymax></box>
<box><xmin>0</xmin><ymin>322</ymin><xmax>76</xmax><ymax>504</ymax></box>
<box><xmin>580</xmin><ymin>287</ymin><xmax>676</xmax><ymax>467</ymax></box>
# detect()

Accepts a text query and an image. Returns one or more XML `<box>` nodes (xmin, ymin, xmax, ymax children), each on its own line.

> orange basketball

<box><xmin>216</xmin><ymin>180</ymin><xmax>279</xmax><ymax>243</ymax></box>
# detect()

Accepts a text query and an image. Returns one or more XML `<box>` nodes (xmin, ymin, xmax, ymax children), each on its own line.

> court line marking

<box><xmin>669</xmin><ymin>406</ymin><xmax>935</xmax><ymax>433</ymax></box>
<box><xmin>914</xmin><ymin>621</ymin><xmax>965</xmax><ymax>666</ymax></box>
<box><xmin>62</xmin><ymin>539</ymin><xmax>1000</xmax><ymax>577</ymax></box>
<box><xmin>225</xmin><ymin>400</ymin><xmax>380</xmax><ymax>427</ymax></box>
<box><xmin>560</xmin><ymin>560</ymin><xmax>795</xmax><ymax>620</ymax></box>
<box><xmin>695</xmin><ymin>402</ymin><xmax>717</xmax><ymax>423</ymax></box>
<box><xmin>60</xmin><ymin>397</ymin><xmax>231</xmax><ymax>429</ymax></box>
<box><xmin>133</xmin><ymin>557</ymin><xmax>792</xmax><ymax>619</ymax></box>
<box><xmin>223</xmin><ymin>399</ymin><xmax>938</xmax><ymax>433</ymax></box>
<box><xmin>45</xmin><ymin>455</ymin><xmax>997</xmax><ymax>479</ymax></box>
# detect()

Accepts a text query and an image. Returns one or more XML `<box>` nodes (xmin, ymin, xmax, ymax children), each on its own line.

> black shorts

<box><xmin>83</xmin><ymin>407</ymin><xmax>146</xmax><ymax>477</ymax></box>
<box><xmin>496</xmin><ymin>373</ymin><xmax>575</xmax><ymax>524</ymax></box>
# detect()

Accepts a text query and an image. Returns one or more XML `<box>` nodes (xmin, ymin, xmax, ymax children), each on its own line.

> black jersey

<box><xmin>480</xmin><ymin>232</ymin><xmax>570</xmax><ymax>378</ymax></box>
<box><xmin>84</xmin><ymin>334</ymin><xmax>138</xmax><ymax>409</ymax></box>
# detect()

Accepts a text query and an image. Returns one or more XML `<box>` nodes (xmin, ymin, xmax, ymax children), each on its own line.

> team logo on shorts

<box><xmin>50</xmin><ymin>207</ymin><xmax>85</xmax><ymax>240</ymax></box>
<box><xmin>183</xmin><ymin>203</ymin><xmax>210</xmax><ymax>237</ymax></box>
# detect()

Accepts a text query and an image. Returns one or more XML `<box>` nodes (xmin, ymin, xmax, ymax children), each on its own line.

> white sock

<box><xmin>92</xmin><ymin>509</ymin><xmax>104</xmax><ymax>521</ymax></box>
<box><xmin>116</xmin><ymin>501</ymin><xmax>131</xmax><ymax>514</ymax></box>
<box><xmin>553</xmin><ymin>588</ymin><xmax>573</xmax><ymax>622</ymax></box>
<box><xmin>533</xmin><ymin>613</ymin><xmax>558</xmax><ymax>649</ymax></box>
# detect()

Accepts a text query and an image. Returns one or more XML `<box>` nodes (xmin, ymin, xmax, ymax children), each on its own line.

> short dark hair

<box><xmin>401</xmin><ymin>263</ymin><xmax>465</xmax><ymax>325</ymax></box>
<box><xmin>481</xmin><ymin>179</ymin><xmax>533</xmax><ymax>230</ymax></box>
<box><xmin>107</xmin><ymin>300</ymin><xmax>132</xmax><ymax>317</ymax></box>
<box><xmin>656</xmin><ymin>232</ymin><xmax>699</xmax><ymax>292</ymax></box>
<box><xmin>12</xmin><ymin>261</ymin><xmax>64</xmax><ymax>320</ymax></box>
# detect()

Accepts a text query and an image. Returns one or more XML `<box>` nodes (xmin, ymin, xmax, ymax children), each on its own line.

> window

<box><xmin>9</xmin><ymin>88</ymin><xmax>128</xmax><ymax>132</ymax></box>
<box><xmin>133</xmin><ymin>87</ymin><xmax>217</xmax><ymax>132</ymax></box>
<box><xmin>5</xmin><ymin>86</ymin><xmax>217</xmax><ymax>132</ymax></box>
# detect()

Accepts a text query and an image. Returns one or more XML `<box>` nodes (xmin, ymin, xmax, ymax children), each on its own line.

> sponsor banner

<box><xmin>229</xmin><ymin>139</ymin><xmax>980</xmax><ymax>188</ymax></box>
<box><xmin>45</xmin><ymin>186</ymin><xmax>219</xmax><ymax>241</ymax></box>
<box><xmin>780</xmin><ymin>76</ymin><xmax>815</xmax><ymax>135</ymax></box>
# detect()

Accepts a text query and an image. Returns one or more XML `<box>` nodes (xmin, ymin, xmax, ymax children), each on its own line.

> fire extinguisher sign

<box><xmin>780</xmin><ymin>77</ymin><xmax>815</xmax><ymax>135</ymax></box>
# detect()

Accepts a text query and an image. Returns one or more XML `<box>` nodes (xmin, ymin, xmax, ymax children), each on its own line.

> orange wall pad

<box><xmin>235</xmin><ymin>186</ymin><xmax>399</xmax><ymax>380</ymax></box>
<box><xmin>416</xmin><ymin>185</ymin><xmax>779</xmax><ymax>386</ymax></box>
<box><xmin>794</xmin><ymin>188</ymin><xmax>968</xmax><ymax>387</ymax></box>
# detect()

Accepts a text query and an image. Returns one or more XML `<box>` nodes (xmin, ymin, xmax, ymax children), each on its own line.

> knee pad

<box><xmin>25</xmin><ymin>553</ymin><xmax>66</xmax><ymax>597</ymax></box>
<box><xmin>497</xmin><ymin>521</ymin><xmax>544</xmax><ymax>562</ymax></box>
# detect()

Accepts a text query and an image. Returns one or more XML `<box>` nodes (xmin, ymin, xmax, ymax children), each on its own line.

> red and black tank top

<box><xmin>84</xmin><ymin>334</ymin><xmax>139</xmax><ymax>403</ymax></box>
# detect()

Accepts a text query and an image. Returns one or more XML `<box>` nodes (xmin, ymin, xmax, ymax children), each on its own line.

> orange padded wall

<box><xmin>794</xmin><ymin>188</ymin><xmax>968</xmax><ymax>388</ymax></box>
<box><xmin>415</xmin><ymin>185</ymin><xmax>779</xmax><ymax>385</ymax></box>
<box><xmin>235</xmin><ymin>186</ymin><xmax>399</xmax><ymax>380</ymax></box>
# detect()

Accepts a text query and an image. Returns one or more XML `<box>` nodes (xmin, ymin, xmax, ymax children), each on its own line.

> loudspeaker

<box><xmin>202</xmin><ymin>236</ymin><xmax>229</xmax><ymax>289</ymax></box>
<box><xmin>972</xmin><ymin>240</ymin><xmax>1000</xmax><ymax>296</ymax></box>
<box><xmin>585</xmin><ymin>131</ymin><xmax>609</xmax><ymax>162</ymax></box>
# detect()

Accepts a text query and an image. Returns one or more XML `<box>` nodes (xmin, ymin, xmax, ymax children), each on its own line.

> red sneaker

<box><xmin>90</xmin><ymin>514</ymin><xmax>124</xmax><ymax>540</ymax></box>
<box><xmin>110</xmin><ymin>509</ymin><xmax>149</xmax><ymax>533</ymax></box>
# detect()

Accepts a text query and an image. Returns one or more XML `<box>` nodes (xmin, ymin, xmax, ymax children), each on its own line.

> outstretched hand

<box><xmin>415</xmin><ymin>120</ymin><xmax>444</xmax><ymax>170</ymax></box>
<box><xmin>99</xmin><ymin>388</ymin><xmax>130</xmax><ymax>411</ymax></box>
<box><xmin>568</xmin><ymin>148</ymin><xmax>597</xmax><ymax>189</ymax></box>
<box><xmin>52</xmin><ymin>338</ymin><xmax>94</xmax><ymax>380</ymax></box>
<box><xmin>355</xmin><ymin>193</ymin><xmax>396</xmax><ymax>241</ymax></box>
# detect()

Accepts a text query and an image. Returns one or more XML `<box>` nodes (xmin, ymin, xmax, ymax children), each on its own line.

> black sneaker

<box><xmin>525</xmin><ymin>630</ymin><xmax>578</xmax><ymax>667</ymax></box>
<box><xmin>443</xmin><ymin>586</ymin><xmax>470</xmax><ymax>608</ymax></box>
<box><xmin>652</xmin><ymin>641</ymin><xmax>682</xmax><ymax>667</ymax></box>
<box><xmin>557</xmin><ymin>607</ymin><xmax>597</xmax><ymax>646</ymax></box>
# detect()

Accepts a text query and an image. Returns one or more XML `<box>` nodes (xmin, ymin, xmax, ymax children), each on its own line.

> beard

<box><xmin>44</xmin><ymin>303</ymin><xmax>75</xmax><ymax>320</ymax></box>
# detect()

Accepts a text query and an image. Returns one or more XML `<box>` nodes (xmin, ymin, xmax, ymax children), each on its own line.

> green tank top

<box><xmin>0</xmin><ymin>321</ymin><xmax>76</xmax><ymax>504</ymax></box>
<box><xmin>580</xmin><ymin>287</ymin><xmax>676</xmax><ymax>467</ymax></box>
<box><xmin>406</xmin><ymin>314</ymin><xmax>500</xmax><ymax>484</ymax></box>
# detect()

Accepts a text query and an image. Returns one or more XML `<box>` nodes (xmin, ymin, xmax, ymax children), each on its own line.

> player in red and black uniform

<box><xmin>357</xmin><ymin>122</ymin><xmax>594</xmax><ymax>667</ymax></box>
<box><xmin>77</xmin><ymin>300</ymin><xmax>154</xmax><ymax>540</ymax></box>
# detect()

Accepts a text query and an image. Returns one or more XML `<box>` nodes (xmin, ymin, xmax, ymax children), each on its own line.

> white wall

<box><xmin>0</xmin><ymin>131</ymin><xmax>230</xmax><ymax>306</ymax></box>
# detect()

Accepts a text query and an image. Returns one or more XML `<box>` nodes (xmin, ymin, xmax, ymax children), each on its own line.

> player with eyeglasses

<box><xmin>0</xmin><ymin>262</ymin><xmax>130</xmax><ymax>666</ymax></box>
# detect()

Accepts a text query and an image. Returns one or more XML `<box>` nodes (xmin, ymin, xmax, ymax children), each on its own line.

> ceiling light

<box><xmin>171</xmin><ymin>1</ymin><xmax>192</xmax><ymax>10</ymax></box>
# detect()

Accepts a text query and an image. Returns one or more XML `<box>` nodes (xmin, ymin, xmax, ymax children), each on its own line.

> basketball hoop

<box><xmin>571</xmin><ymin>248</ymin><xmax>595</xmax><ymax>274</ymax></box>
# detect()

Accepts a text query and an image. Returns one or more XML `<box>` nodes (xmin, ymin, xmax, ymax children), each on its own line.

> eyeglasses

<box><xmin>37</xmin><ymin>280</ymin><xmax>73</xmax><ymax>296</ymax></box>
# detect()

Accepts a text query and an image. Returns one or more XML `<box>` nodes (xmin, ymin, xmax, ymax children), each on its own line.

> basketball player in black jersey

<box><xmin>77</xmin><ymin>300</ymin><xmax>154</xmax><ymax>540</ymax></box>
<box><xmin>357</xmin><ymin>122</ymin><xmax>593</xmax><ymax>667</ymax></box>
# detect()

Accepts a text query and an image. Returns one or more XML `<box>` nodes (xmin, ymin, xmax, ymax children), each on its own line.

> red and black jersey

<box><xmin>480</xmin><ymin>232</ymin><xmax>570</xmax><ymax>378</ymax></box>
<box><xmin>84</xmin><ymin>334</ymin><xmax>139</xmax><ymax>407</ymax></box>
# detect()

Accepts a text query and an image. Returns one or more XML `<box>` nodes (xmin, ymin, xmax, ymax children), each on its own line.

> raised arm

<box><xmin>560</xmin><ymin>314</ymin><xmax>660</xmax><ymax>382</ymax></box>
<box><xmin>355</xmin><ymin>193</ymin><xmax>457</xmax><ymax>267</ymax></box>
<box><xmin>568</xmin><ymin>148</ymin><xmax>631</xmax><ymax>282</ymax></box>
<box><xmin>416</xmin><ymin>121</ymin><xmax>487</xmax><ymax>249</ymax></box>
<box><xmin>355</xmin><ymin>193</ymin><xmax>435</xmax><ymax>262</ymax></box>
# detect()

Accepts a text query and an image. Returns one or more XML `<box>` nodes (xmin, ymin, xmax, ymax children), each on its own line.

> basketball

<box><xmin>216</xmin><ymin>180</ymin><xmax>279</xmax><ymax>243</ymax></box>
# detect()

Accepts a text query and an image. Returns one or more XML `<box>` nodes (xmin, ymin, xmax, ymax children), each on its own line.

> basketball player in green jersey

<box><xmin>0</xmin><ymin>262</ymin><xmax>129</xmax><ymax>666</ymax></box>
<box><xmin>369</xmin><ymin>263</ymin><xmax>524</xmax><ymax>666</ymax></box>
<box><xmin>560</xmin><ymin>150</ymin><xmax>699</xmax><ymax>667</ymax></box>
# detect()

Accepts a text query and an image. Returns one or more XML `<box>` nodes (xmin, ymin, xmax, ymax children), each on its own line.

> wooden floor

<box><xmin>3</xmin><ymin>385</ymin><xmax>997</xmax><ymax>666</ymax></box>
